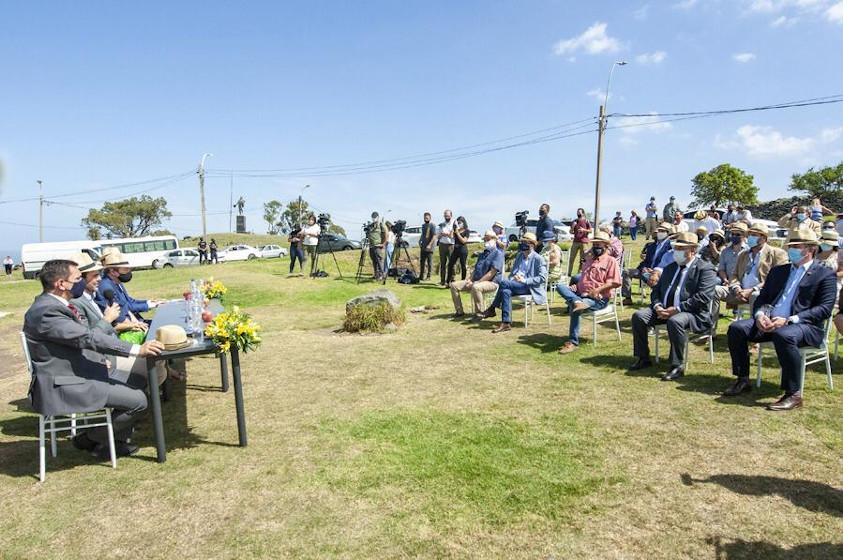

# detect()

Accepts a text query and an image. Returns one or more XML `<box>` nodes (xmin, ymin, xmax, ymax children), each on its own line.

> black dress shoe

<box><xmin>93</xmin><ymin>441</ymin><xmax>139</xmax><ymax>460</ymax></box>
<box><xmin>72</xmin><ymin>433</ymin><xmax>98</xmax><ymax>452</ymax></box>
<box><xmin>628</xmin><ymin>358</ymin><xmax>653</xmax><ymax>371</ymax></box>
<box><xmin>661</xmin><ymin>366</ymin><xmax>685</xmax><ymax>381</ymax></box>
<box><xmin>723</xmin><ymin>377</ymin><xmax>752</xmax><ymax>396</ymax></box>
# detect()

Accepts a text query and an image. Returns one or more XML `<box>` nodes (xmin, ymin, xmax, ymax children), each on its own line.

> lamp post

<box><xmin>593</xmin><ymin>60</ymin><xmax>627</xmax><ymax>229</ymax></box>
<box><xmin>198</xmin><ymin>153</ymin><xmax>213</xmax><ymax>239</ymax></box>
<box><xmin>297</xmin><ymin>184</ymin><xmax>310</xmax><ymax>225</ymax></box>
<box><xmin>36</xmin><ymin>180</ymin><xmax>43</xmax><ymax>242</ymax></box>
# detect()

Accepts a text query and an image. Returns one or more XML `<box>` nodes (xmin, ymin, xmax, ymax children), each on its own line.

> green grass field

<box><xmin>0</xmin><ymin>241</ymin><xmax>841</xmax><ymax>559</ymax></box>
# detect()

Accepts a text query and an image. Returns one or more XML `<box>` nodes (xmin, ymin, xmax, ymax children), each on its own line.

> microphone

<box><xmin>103</xmin><ymin>289</ymin><xmax>115</xmax><ymax>305</ymax></box>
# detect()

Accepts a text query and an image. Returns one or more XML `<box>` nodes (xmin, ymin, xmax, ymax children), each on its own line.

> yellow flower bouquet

<box><xmin>202</xmin><ymin>278</ymin><xmax>228</xmax><ymax>301</ymax></box>
<box><xmin>204</xmin><ymin>306</ymin><xmax>262</xmax><ymax>354</ymax></box>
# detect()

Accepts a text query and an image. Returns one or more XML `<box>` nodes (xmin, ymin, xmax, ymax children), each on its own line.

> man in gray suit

<box><xmin>23</xmin><ymin>259</ymin><xmax>164</xmax><ymax>458</ymax></box>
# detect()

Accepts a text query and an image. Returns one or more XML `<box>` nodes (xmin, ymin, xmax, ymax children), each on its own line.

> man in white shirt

<box><xmin>437</xmin><ymin>209</ymin><xmax>455</xmax><ymax>286</ymax></box>
<box><xmin>302</xmin><ymin>214</ymin><xmax>321</xmax><ymax>277</ymax></box>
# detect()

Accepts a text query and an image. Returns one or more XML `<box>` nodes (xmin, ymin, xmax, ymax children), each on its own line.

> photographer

<box><xmin>288</xmin><ymin>225</ymin><xmax>305</xmax><ymax>274</ymax></box>
<box><xmin>367</xmin><ymin>212</ymin><xmax>388</xmax><ymax>280</ymax></box>
<box><xmin>302</xmin><ymin>214</ymin><xmax>321</xmax><ymax>277</ymax></box>
<box><xmin>419</xmin><ymin>212</ymin><xmax>437</xmax><ymax>280</ymax></box>
<box><xmin>446</xmin><ymin>216</ymin><xmax>469</xmax><ymax>284</ymax></box>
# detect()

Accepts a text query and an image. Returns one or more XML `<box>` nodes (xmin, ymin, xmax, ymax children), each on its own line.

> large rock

<box><xmin>345</xmin><ymin>289</ymin><xmax>401</xmax><ymax>314</ymax></box>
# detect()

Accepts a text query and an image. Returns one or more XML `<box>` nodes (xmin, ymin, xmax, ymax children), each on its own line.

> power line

<box><xmin>0</xmin><ymin>219</ymin><xmax>84</xmax><ymax>230</ymax></box>
<box><xmin>609</xmin><ymin>94</ymin><xmax>843</xmax><ymax>119</ymax></box>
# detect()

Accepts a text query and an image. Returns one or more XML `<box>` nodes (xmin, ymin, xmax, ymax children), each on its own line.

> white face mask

<box><xmin>485</xmin><ymin>240</ymin><xmax>496</xmax><ymax>250</ymax></box>
<box><xmin>656</xmin><ymin>232</ymin><xmax>668</xmax><ymax>241</ymax></box>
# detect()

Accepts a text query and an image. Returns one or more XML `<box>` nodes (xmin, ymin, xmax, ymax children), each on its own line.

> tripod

<box><xmin>383</xmin><ymin>234</ymin><xmax>417</xmax><ymax>285</ymax></box>
<box><xmin>355</xmin><ymin>238</ymin><xmax>371</xmax><ymax>284</ymax></box>
<box><xmin>310</xmin><ymin>232</ymin><xmax>343</xmax><ymax>279</ymax></box>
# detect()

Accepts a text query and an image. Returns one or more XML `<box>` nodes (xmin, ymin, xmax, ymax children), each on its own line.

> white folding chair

<box><xmin>513</xmin><ymin>274</ymin><xmax>552</xmax><ymax>327</ymax></box>
<box><xmin>580</xmin><ymin>290</ymin><xmax>622</xmax><ymax>345</ymax></box>
<box><xmin>652</xmin><ymin>300</ymin><xmax>717</xmax><ymax>367</ymax></box>
<box><xmin>755</xmin><ymin>317</ymin><xmax>834</xmax><ymax>391</ymax></box>
<box><xmin>20</xmin><ymin>332</ymin><xmax>117</xmax><ymax>482</ymax></box>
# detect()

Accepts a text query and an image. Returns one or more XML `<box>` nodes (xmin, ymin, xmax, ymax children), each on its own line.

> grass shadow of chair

<box><xmin>708</xmin><ymin>537</ymin><xmax>843</xmax><ymax>560</ymax></box>
<box><xmin>516</xmin><ymin>333</ymin><xmax>566</xmax><ymax>354</ymax></box>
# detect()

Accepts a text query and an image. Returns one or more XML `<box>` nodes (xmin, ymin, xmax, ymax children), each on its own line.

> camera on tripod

<box><xmin>515</xmin><ymin>210</ymin><xmax>529</xmax><ymax>227</ymax></box>
<box><xmin>317</xmin><ymin>213</ymin><xmax>331</xmax><ymax>230</ymax></box>
<box><xmin>390</xmin><ymin>220</ymin><xmax>406</xmax><ymax>237</ymax></box>
<box><xmin>363</xmin><ymin>221</ymin><xmax>376</xmax><ymax>236</ymax></box>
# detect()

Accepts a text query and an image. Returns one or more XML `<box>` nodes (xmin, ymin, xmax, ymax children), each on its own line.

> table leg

<box><xmin>218</xmin><ymin>353</ymin><xmax>229</xmax><ymax>392</ymax></box>
<box><xmin>230</xmin><ymin>349</ymin><xmax>247</xmax><ymax>447</ymax></box>
<box><xmin>146</xmin><ymin>358</ymin><xmax>167</xmax><ymax>463</ymax></box>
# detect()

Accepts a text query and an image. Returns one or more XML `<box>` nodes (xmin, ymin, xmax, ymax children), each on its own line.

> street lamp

<box><xmin>198</xmin><ymin>153</ymin><xmax>213</xmax><ymax>239</ymax></box>
<box><xmin>593</xmin><ymin>60</ymin><xmax>627</xmax><ymax>228</ymax></box>
<box><xmin>297</xmin><ymin>184</ymin><xmax>310</xmax><ymax>225</ymax></box>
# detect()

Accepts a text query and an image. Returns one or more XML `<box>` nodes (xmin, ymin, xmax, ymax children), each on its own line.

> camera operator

<box><xmin>437</xmin><ymin>209</ymin><xmax>455</xmax><ymax>286</ymax></box>
<box><xmin>302</xmin><ymin>214</ymin><xmax>321</xmax><ymax>277</ymax></box>
<box><xmin>419</xmin><ymin>212</ymin><xmax>437</xmax><ymax>281</ymax></box>
<box><xmin>366</xmin><ymin>212</ymin><xmax>388</xmax><ymax>280</ymax></box>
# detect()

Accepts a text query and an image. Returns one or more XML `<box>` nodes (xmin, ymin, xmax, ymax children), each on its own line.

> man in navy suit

<box><xmin>621</xmin><ymin>222</ymin><xmax>674</xmax><ymax>304</ymax></box>
<box><xmin>723</xmin><ymin>230</ymin><xmax>837</xmax><ymax>410</ymax></box>
<box><xmin>95</xmin><ymin>249</ymin><xmax>162</xmax><ymax>327</ymax></box>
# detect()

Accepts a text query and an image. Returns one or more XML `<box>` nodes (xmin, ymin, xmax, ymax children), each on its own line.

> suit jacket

<box><xmin>730</xmin><ymin>244</ymin><xmax>788</xmax><ymax>289</ymax></box>
<box><xmin>638</xmin><ymin>239</ymin><xmax>671</xmax><ymax>271</ymax></box>
<box><xmin>650</xmin><ymin>258</ymin><xmax>718</xmax><ymax>332</ymax></box>
<box><xmin>508</xmin><ymin>250</ymin><xmax>548</xmax><ymax>304</ymax></box>
<box><xmin>23</xmin><ymin>293</ymin><xmax>133</xmax><ymax>416</ymax></box>
<box><xmin>96</xmin><ymin>275</ymin><xmax>150</xmax><ymax>324</ymax></box>
<box><xmin>71</xmin><ymin>293</ymin><xmax>115</xmax><ymax>335</ymax></box>
<box><xmin>752</xmin><ymin>261</ymin><xmax>837</xmax><ymax>338</ymax></box>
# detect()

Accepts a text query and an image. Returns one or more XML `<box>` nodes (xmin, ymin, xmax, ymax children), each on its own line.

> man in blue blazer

<box><xmin>480</xmin><ymin>232</ymin><xmax>547</xmax><ymax>333</ymax></box>
<box><xmin>621</xmin><ymin>222</ymin><xmax>674</xmax><ymax>304</ymax></box>
<box><xmin>95</xmin><ymin>249</ymin><xmax>161</xmax><ymax>327</ymax></box>
<box><xmin>723</xmin><ymin>230</ymin><xmax>837</xmax><ymax>410</ymax></box>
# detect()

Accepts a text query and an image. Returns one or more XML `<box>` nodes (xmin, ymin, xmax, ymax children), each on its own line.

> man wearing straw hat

<box><xmin>449</xmin><ymin>230</ymin><xmax>504</xmax><ymax>317</ymax></box>
<box><xmin>629</xmin><ymin>232</ymin><xmax>718</xmax><ymax>381</ymax></box>
<box><xmin>97</xmin><ymin>248</ymin><xmax>162</xmax><ymax>327</ymax></box>
<box><xmin>479</xmin><ymin>232</ymin><xmax>547</xmax><ymax>333</ymax></box>
<box><xmin>723</xmin><ymin>229</ymin><xmax>837</xmax><ymax>410</ymax></box>
<box><xmin>720</xmin><ymin>222</ymin><xmax>788</xmax><ymax>307</ymax></box>
<box><xmin>556</xmin><ymin>231</ymin><xmax>621</xmax><ymax>354</ymax></box>
<box><xmin>621</xmin><ymin>222</ymin><xmax>674</xmax><ymax>305</ymax></box>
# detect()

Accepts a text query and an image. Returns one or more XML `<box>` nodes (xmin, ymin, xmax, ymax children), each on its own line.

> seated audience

<box><xmin>778</xmin><ymin>205</ymin><xmax>821</xmax><ymax>235</ymax></box>
<box><xmin>621</xmin><ymin>222</ymin><xmax>674</xmax><ymax>305</ymax></box>
<box><xmin>699</xmin><ymin>229</ymin><xmax>726</xmax><ymax>267</ymax></box>
<box><xmin>492</xmin><ymin>221</ymin><xmax>507</xmax><ymax>251</ymax></box>
<box><xmin>716</xmin><ymin>224</ymin><xmax>748</xmax><ymax>293</ymax></box>
<box><xmin>629</xmin><ymin>232</ymin><xmax>718</xmax><ymax>381</ymax></box>
<box><xmin>539</xmin><ymin>231</ymin><xmax>563</xmax><ymax>286</ymax></box>
<box><xmin>556</xmin><ymin>231</ymin><xmax>621</xmax><ymax>354</ymax></box>
<box><xmin>716</xmin><ymin>222</ymin><xmax>787</xmax><ymax>308</ymax></box>
<box><xmin>816</xmin><ymin>229</ymin><xmax>842</xmax><ymax>276</ymax></box>
<box><xmin>96</xmin><ymin>249</ymin><xmax>161</xmax><ymax>328</ymax></box>
<box><xmin>450</xmin><ymin>231</ymin><xmax>503</xmax><ymax>317</ymax></box>
<box><xmin>480</xmin><ymin>232</ymin><xmax>547</xmax><ymax>333</ymax></box>
<box><xmin>723</xmin><ymin>230</ymin><xmax>836</xmax><ymax>410</ymax></box>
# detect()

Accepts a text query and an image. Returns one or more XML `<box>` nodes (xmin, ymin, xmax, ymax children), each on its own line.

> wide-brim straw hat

<box><xmin>671</xmin><ymin>231</ymin><xmax>700</xmax><ymax>249</ymax></box>
<box><xmin>747</xmin><ymin>222</ymin><xmax>770</xmax><ymax>237</ymax></box>
<box><xmin>492</xmin><ymin>221</ymin><xmax>505</xmax><ymax>229</ymax></box>
<box><xmin>71</xmin><ymin>251</ymin><xmax>103</xmax><ymax>273</ymax></box>
<box><xmin>821</xmin><ymin>229</ymin><xmax>839</xmax><ymax>243</ymax></box>
<box><xmin>656</xmin><ymin>222</ymin><xmax>675</xmax><ymax>233</ymax></box>
<box><xmin>728</xmin><ymin>222</ymin><xmax>749</xmax><ymax>235</ymax></box>
<box><xmin>155</xmin><ymin>325</ymin><xmax>192</xmax><ymax>350</ymax></box>
<box><xmin>520</xmin><ymin>232</ymin><xmax>538</xmax><ymax>245</ymax></box>
<box><xmin>710</xmin><ymin>229</ymin><xmax>726</xmax><ymax>240</ymax></box>
<box><xmin>100</xmin><ymin>248</ymin><xmax>129</xmax><ymax>267</ymax></box>
<box><xmin>785</xmin><ymin>229</ymin><xmax>820</xmax><ymax>247</ymax></box>
<box><xmin>589</xmin><ymin>230</ymin><xmax>611</xmax><ymax>244</ymax></box>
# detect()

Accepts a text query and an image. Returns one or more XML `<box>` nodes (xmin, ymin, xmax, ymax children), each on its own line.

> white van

<box><xmin>99</xmin><ymin>235</ymin><xmax>179</xmax><ymax>269</ymax></box>
<box><xmin>21</xmin><ymin>240</ymin><xmax>102</xmax><ymax>280</ymax></box>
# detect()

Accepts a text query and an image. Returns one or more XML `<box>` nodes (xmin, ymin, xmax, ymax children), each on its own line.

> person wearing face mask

<box><xmin>778</xmin><ymin>205</ymin><xmax>821</xmax><ymax>235</ymax></box>
<box><xmin>556</xmin><ymin>232</ymin><xmax>621</xmax><ymax>354</ymax></box>
<box><xmin>629</xmin><ymin>232</ymin><xmax>718</xmax><ymax>380</ymax></box>
<box><xmin>568</xmin><ymin>208</ymin><xmax>592</xmax><ymax>276</ymax></box>
<box><xmin>437</xmin><ymin>209</ymin><xmax>455</xmax><ymax>286</ymax></box>
<box><xmin>621</xmin><ymin>222</ymin><xmax>674</xmax><ymax>305</ymax></box>
<box><xmin>723</xmin><ymin>230</ymin><xmax>836</xmax><ymax>410</ymax></box>
<box><xmin>492</xmin><ymin>221</ymin><xmax>507</xmax><ymax>251</ymax></box>
<box><xmin>450</xmin><ymin>231</ymin><xmax>504</xmax><ymax>317</ymax></box>
<box><xmin>446</xmin><ymin>216</ymin><xmax>470</xmax><ymax>284</ymax></box>
<box><xmin>479</xmin><ymin>233</ymin><xmax>547</xmax><ymax>333</ymax></box>
<box><xmin>539</xmin><ymin>230</ymin><xmax>563</xmax><ymax>286</ymax></box>
<box><xmin>715</xmin><ymin>223</ymin><xmax>748</xmax><ymax>299</ymax></box>
<box><xmin>722</xmin><ymin>204</ymin><xmax>738</xmax><ymax>226</ymax></box>
<box><xmin>816</xmin><ymin>229</ymin><xmax>842</xmax><ymax>275</ymax></box>
<box><xmin>96</xmin><ymin>249</ymin><xmax>162</xmax><ymax>327</ymax></box>
<box><xmin>662</xmin><ymin>196</ymin><xmax>681</xmax><ymax>223</ymax></box>
<box><xmin>23</xmin><ymin>259</ymin><xmax>165</xmax><ymax>460</ymax></box>
<box><xmin>723</xmin><ymin>223</ymin><xmax>788</xmax><ymax>308</ymax></box>
<box><xmin>535</xmin><ymin>203</ymin><xmax>553</xmax><ymax>251</ymax></box>
<box><xmin>644</xmin><ymin>196</ymin><xmax>658</xmax><ymax>237</ymax></box>
<box><xmin>418</xmin><ymin>212</ymin><xmax>437</xmax><ymax>281</ymax></box>
<box><xmin>700</xmin><ymin>229</ymin><xmax>726</xmax><ymax>266</ymax></box>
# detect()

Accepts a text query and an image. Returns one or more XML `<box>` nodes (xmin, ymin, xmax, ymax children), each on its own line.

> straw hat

<box><xmin>785</xmin><ymin>229</ymin><xmax>820</xmax><ymax>247</ymax></box>
<box><xmin>671</xmin><ymin>231</ymin><xmax>700</xmax><ymax>248</ymax></box>
<box><xmin>729</xmin><ymin>222</ymin><xmax>749</xmax><ymax>235</ymax></box>
<box><xmin>656</xmin><ymin>222</ymin><xmax>674</xmax><ymax>233</ymax></box>
<box><xmin>100</xmin><ymin>248</ymin><xmax>129</xmax><ymax>267</ymax></box>
<box><xmin>483</xmin><ymin>229</ymin><xmax>497</xmax><ymax>239</ymax></box>
<box><xmin>694</xmin><ymin>210</ymin><xmax>706</xmax><ymax>220</ymax></box>
<box><xmin>821</xmin><ymin>229</ymin><xmax>840</xmax><ymax>243</ymax></box>
<box><xmin>710</xmin><ymin>229</ymin><xmax>726</xmax><ymax>240</ymax></box>
<box><xmin>154</xmin><ymin>325</ymin><xmax>192</xmax><ymax>350</ymax></box>
<box><xmin>520</xmin><ymin>232</ymin><xmax>538</xmax><ymax>245</ymax></box>
<box><xmin>492</xmin><ymin>221</ymin><xmax>505</xmax><ymax>229</ymax></box>
<box><xmin>70</xmin><ymin>251</ymin><xmax>103</xmax><ymax>273</ymax></box>
<box><xmin>589</xmin><ymin>230</ymin><xmax>611</xmax><ymax>244</ymax></box>
<box><xmin>747</xmin><ymin>222</ymin><xmax>770</xmax><ymax>237</ymax></box>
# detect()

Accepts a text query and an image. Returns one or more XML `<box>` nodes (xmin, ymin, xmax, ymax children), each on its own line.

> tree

<box><xmin>263</xmin><ymin>200</ymin><xmax>283</xmax><ymax>234</ymax></box>
<box><xmin>690</xmin><ymin>163</ymin><xmax>758</xmax><ymax>208</ymax></box>
<box><xmin>327</xmin><ymin>223</ymin><xmax>346</xmax><ymax>236</ymax></box>
<box><xmin>789</xmin><ymin>162</ymin><xmax>843</xmax><ymax>200</ymax></box>
<box><xmin>82</xmin><ymin>195</ymin><xmax>172</xmax><ymax>239</ymax></box>
<box><xmin>278</xmin><ymin>198</ymin><xmax>312</xmax><ymax>233</ymax></box>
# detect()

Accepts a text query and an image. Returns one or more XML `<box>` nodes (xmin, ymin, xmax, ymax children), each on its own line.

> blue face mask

<box><xmin>70</xmin><ymin>278</ymin><xmax>87</xmax><ymax>299</ymax></box>
<box><xmin>746</xmin><ymin>235</ymin><xmax>759</xmax><ymax>248</ymax></box>
<box><xmin>796</xmin><ymin>213</ymin><xmax>806</xmax><ymax>222</ymax></box>
<box><xmin>518</xmin><ymin>242</ymin><xmax>530</xmax><ymax>252</ymax></box>
<box><xmin>787</xmin><ymin>248</ymin><xmax>804</xmax><ymax>263</ymax></box>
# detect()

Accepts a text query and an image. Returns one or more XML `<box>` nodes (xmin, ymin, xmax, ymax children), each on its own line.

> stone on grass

<box><xmin>344</xmin><ymin>290</ymin><xmax>405</xmax><ymax>333</ymax></box>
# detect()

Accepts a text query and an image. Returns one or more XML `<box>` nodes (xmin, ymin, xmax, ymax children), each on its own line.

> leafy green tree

<box><xmin>789</xmin><ymin>162</ymin><xmax>843</xmax><ymax>199</ymax></box>
<box><xmin>327</xmin><ymin>223</ymin><xmax>347</xmax><ymax>236</ymax></box>
<box><xmin>82</xmin><ymin>195</ymin><xmax>172</xmax><ymax>239</ymax></box>
<box><xmin>690</xmin><ymin>163</ymin><xmax>758</xmax><ymax>207</ymax></box>
<box><xmin>263</xmin><ymin>200</ymin><xmax>283</xmax><ymax>234</ymax></box>
<box><xmin>278</xmin><ymin>198</ymin><xmax>312</xmax><ymax>233</ymax></box>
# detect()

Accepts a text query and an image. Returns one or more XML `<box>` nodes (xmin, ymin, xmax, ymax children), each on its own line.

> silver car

<box><xmin>161</xmin><ymin>249</ymin><xmax>201</xmax><ymax>268</ymax></box>
<box><xmin>258</xmin><ymin>244</ymin><xmax>288</xmax><ymax>258</ymax></box>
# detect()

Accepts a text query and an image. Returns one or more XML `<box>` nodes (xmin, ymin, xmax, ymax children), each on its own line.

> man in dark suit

<box><xmin>723</xmin><ymin>230</ymin><xmax>836</xmax><ymax>410</ymax></box>
<box><xmin>96</xmin><ymin>248</ymin><xmax>161</xmax><ymax>327</ymax></box>
<box><xmin>23</xmin><ymin>260</ymin><xmax>164</xmax><ymax>458</ymax></box>
<box><xmin>621</xmin><ymin>222</ymin><xmax>675</xmax><ymax>304</ymax></box>
<box><xmin>629</xmin><ymin>232</ymin><xmax>718</xmax><ymax>380</ymax></box>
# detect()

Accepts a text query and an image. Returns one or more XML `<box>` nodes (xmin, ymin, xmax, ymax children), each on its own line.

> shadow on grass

<box><xmin>709</xmin><ymin>537</ymin><xmax>843</xmax><ymax>559</ymax></box>
<box><xmin>683</xmin><ymin>473</ymin><xmax>843</xmax><ymax>518</ymax></box>
<box><xmin>517</xmin><ymin>333</ymin><xmax>566</xmax><ymax>354</ymax></box>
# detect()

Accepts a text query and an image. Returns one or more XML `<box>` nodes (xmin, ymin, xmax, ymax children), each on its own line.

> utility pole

<box><xmin>229</xmin><ymin>172</ymin><xmax>234</xmax><ymax>232</ymax></box>
<box><xmin>593</xmin><ymin>105</ymin><xmax>605</xmax><ymax>229</ymax></box>
<box><xmin>37</xmin><ymin>180</ymin><xmax>44</xmax><ymax>242</ymax></box>
<box><xmin>297</xmin><ymin>184</ymin><xmax>310</xmax><ymax>225</ymax></box>
<box><xmin>198</xmin><ymin>153</ymin><xmax>213</xmax><ymax>239</ymax></box>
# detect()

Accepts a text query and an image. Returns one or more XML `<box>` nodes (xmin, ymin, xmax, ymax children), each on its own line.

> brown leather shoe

<box><xmin>767</xmin><ymin>394</ymin><xmax>803</xmax><ymax>411</ymax></box>
<box><xmin>723</xmin><ymin>377</ymin><xmax>752</xmax><ymax>396</ymax></box>
<box><xmin>572</xmin><ymin>301</ymin><xmax>591</xmax><ymax>313</ymax></box>
<box><xmin>557</xmin><ymin>341</ymin><xmax>578</xmax><ymax>354</ymax></box>
<box><xmin>479</xmin><ymin>307</ymin><xmax>496</xmax><ymax>319</ymax></box>
<box><xmin>491</xmin><ymin>323</ymin><xmax>512</xmax><ymax>334</ymax></box>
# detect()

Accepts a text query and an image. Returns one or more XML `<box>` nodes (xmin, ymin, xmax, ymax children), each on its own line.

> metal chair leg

<box><xmin>39</xmin><ymin>416</ymin><xmax>46</xmax><ymax>482</ymax></box>
<box><xmin>49</xmin><ymin>417</ymin><xmax>57</xmax><ymax>458</ymax></box>
<box><xmin>105</xmin><ymin>409</ymin><xmax>117</xmax><ymax>469</ymax></box>
<box><xmin>756</xmin><ymin>346</ymin><xmax>764</xmax><ymax>388</ymax></box>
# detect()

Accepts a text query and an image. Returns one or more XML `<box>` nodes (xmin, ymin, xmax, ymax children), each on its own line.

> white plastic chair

<box><xmin>652</xmin><ymin>299</ymin><xmax>717</xmax><ymax>367</ymax></box>
<box><xmin>755</xmin><ymin>317</ymin><xmax>834</xmax><ymax>391</ymax></box>
<box><xmin>20</xmin><ymin>332</ymin><xmax>117</xmax><ymax>482</ymax></box>
<box><xmin>579</xmin><ymin>290</ymin><xmax>622</xmax><ymax>345</ymax></box>
<box><xmin>513</xmin><ymin>274</ymin><xmax>552</xmax><ymax>327</ymax></box>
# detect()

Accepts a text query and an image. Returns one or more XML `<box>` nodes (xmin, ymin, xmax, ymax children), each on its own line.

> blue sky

<box><xmin>1</xmin><ymin>0</ymin><xmax>842</xmax><ymax>251</ymax></box>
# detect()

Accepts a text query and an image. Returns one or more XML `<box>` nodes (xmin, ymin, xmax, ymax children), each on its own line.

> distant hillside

<box><xmin>746</xmin><ymin>194</ymin><xmax>841</xmax><ymax>221</ymax></box>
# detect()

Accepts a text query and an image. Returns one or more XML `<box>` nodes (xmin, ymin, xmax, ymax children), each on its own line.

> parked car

<box><xmin>161</xmin><ymin>249</ymin><xmax>201</xmax><ymax>268</ymax></box>
<box><xmin>258</xmin><ymin>244</ymin><xmax>288</xmax><ymax>258</ymax></box>
<box><xmin>504</xmin><ymin>219</ymin><xmax>573</xmax><ymax>242</ymax></box>
<box><xmin>218</xmin><ymin>244</ymin><xmax>260</xmax><ymax>262</ymax></box>
<box><xmin>317</xmin><ymin>234</ymin><xmax>361</xmax><ymax>253</ymax></box>
<box><xmin>401</xmin><ymin>226</ymin><xmax>422</xmax><ymax>248</ymax></box>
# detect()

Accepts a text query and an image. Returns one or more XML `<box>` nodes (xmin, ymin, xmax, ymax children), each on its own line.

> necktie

<box><xmin>67</xmin><ymin>303</ymin><xmax>81</xmax><ymax>321</ymax></box>
<box><xmin>664</xmin><ymin>266</ymin><xmax>686</xmax><ymax>308</ymax></box>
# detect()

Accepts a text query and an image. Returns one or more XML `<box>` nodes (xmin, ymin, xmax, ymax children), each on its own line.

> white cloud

<box><xmin>733</xmin><ymin>52</ymin><xmax>757</xmax><ymax>62</ymax></box>
<box><xmin>635</xmin><ymin>51</ymin><xmax>667</xmax><ymax>64</ymax></box>
<box><xmin>586</xmin><ymin>88</ymin><xmax>611</xmax><ymax>101</ymax></box>
<box><xmin>770</xmin><ymin>14</ymin><xmax>798</xmax><ymax>25</ymax></box>
<box><xmin>615</xmin><ymin>113</ymin><xmax>673</xmax><ymax>135</ymax></box>
<box><xmin>827</xmin><ymin>2</ymin><xmax>843</xmax><ymax>23</ymax></box>
<box><xmin>633</xmin><ymin>4</ymin><xmax>650</xmax><ymax>20</ymax></box>
<box><xmin>552</xmin><ymin>22</ymin><xmax>622</xmax><ymax>56</ymax></box>
<box><xmin>820</xmin><ymin>127</ymin><xmax>843</xmax><ymax>143</ymax></box>
<box><xmin>619</xmin><ymin>136</ymin><xmax>640</xmax><ymax>147</ymax></box>
<box><xmin>716</xmin><ymin>125</ymin><xmax>814</xmax><ymax>157</ymax></box>
<box><xmin>674</xmin><ymin>0</ymin><xmax>698</xmax><ymax>9</ymax></box>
